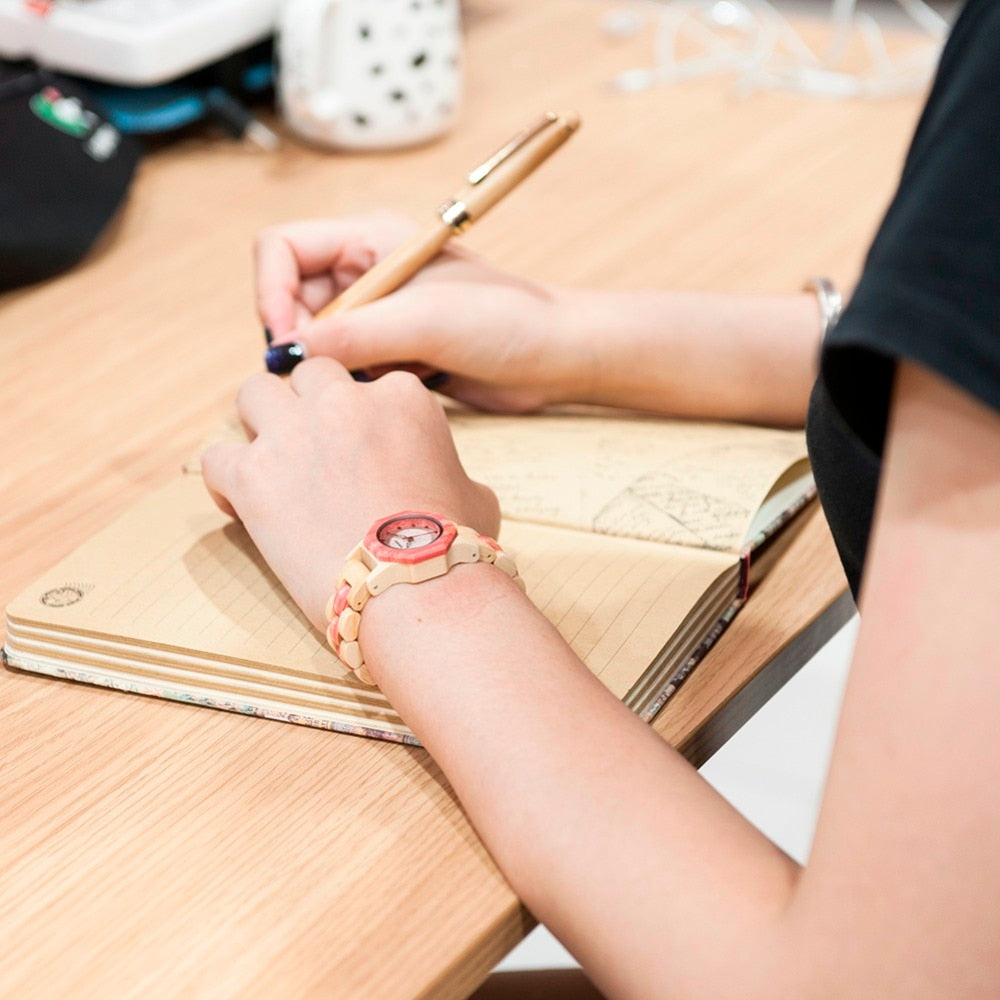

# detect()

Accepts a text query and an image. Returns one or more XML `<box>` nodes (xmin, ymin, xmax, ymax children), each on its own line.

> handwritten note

<box><xmin>449</xmin><ymin>410</ymin><xmax>808</xmax><ymax>552</ymax></box>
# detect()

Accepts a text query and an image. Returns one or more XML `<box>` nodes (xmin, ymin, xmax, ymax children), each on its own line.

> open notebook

<box><xmin>4</xmin><ymin>410</ymin><xmax>813</xmax><ymax>744</ymax></box>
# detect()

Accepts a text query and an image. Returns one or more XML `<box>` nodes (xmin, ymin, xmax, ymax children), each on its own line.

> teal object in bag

<box><xmin>86</xmin><ymin>43</ymin><xmax>275</xmax><ymax>141</ymax></box>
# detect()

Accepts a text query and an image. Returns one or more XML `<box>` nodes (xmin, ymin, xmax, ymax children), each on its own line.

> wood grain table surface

<box><xmin>0</xmin><ymin>2</ymin><xmax>927</xmax><ymax>996</ymax></box>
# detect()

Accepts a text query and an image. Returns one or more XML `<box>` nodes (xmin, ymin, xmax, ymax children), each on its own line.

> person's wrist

<box><xmin>551</xmin><ymin>287</ymin><xmax>676</xmax><ymax>410</ymax></box>
<box><xmin>324</xmin><ymin>509</ymin><xmax>518</xmax><ymax>686</ymax></box>
<box><xmin>357</xmin><ymin>560</ymin><xmax>527</xmax><ymax>691</ymax></box>
<box><xmin>545</xmin><ymin>286</ymin><xmax>610</xmax><ymax>406</ymax></box>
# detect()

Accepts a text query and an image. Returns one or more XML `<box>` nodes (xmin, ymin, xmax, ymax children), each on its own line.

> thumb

<box><xmin>298</xmin><ymin>293</ymin><xmax>441</xmax><ymax>371</ymax></box>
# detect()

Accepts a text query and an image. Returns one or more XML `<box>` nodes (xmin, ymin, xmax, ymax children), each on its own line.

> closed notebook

<box><xmin>3</xmin><ymin>409</ymin><xmax>813</xmax><ymax>744</ymax></box>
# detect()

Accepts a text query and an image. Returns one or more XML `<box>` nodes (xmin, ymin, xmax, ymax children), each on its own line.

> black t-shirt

<box><xmin>806</xmin><ymin>0</ymin><xmax>1000</xmax><ymax>599</ymax></box>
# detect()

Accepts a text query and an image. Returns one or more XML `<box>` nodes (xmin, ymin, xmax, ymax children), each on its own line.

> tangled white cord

<box><xmin>606</xmin><ymin>0</ymin><xmax>949</xmax><ymax>98</ymax></box>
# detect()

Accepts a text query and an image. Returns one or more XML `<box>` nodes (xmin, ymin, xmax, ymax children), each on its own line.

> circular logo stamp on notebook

<box><xmin>40</xmin><ymin>585</ymin><xmax>89</xmax><ymax>608</ymax></box>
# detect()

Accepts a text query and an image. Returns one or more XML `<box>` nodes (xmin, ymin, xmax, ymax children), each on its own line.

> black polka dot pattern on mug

<box><xmin>279</xmin><ymin>0</ymin><xmax>463</xmax><ymax>149</ymax></box>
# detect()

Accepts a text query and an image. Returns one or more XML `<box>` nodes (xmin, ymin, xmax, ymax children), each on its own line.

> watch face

<box><xmin>376</xmin><ymin>514</ymin><xmax>444</xmax><ymax>551</ymax></box>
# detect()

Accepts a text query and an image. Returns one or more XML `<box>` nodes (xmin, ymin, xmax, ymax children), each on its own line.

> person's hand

<box><xmin>255</xmin><ymin>211</ymin><xmax>588</xmax><ymax>413</ymax></box>
<box><xmin>200</xmin><ymin>357</ymin><xmax>500</xmax><ymax>631</ymax></box>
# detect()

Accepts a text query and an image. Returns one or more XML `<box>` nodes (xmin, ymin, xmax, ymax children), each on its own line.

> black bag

<box><xmin>0</xmin><ymin>64</ymin><xmax>141</xmax><ymax>291</ymax></box>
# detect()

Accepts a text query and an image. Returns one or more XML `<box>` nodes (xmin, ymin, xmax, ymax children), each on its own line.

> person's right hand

<box><xmin>255</xmin><ymin>211</ymin><xmax>591</xmax><ymax>413</ymax></box>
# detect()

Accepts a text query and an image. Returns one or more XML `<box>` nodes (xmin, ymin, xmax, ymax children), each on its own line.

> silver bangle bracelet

<box><xmin>803</xmin><ymin>276</ymin><xmax>843</xmax><ymax>338</ymax></box>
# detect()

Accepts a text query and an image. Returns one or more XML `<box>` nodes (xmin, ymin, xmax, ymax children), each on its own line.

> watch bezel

<box><xmin>364</xmin><ymin>511</ymin><xmax>458</xmax><ymax>564</ymax></box>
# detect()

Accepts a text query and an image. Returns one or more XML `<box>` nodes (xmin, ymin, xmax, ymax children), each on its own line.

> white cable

<box><xmin>609</xmin><ymin>0</ymin><xmax>948</xmax><ymax>99</ymax></box>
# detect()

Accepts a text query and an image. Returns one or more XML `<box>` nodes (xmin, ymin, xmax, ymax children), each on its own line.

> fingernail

<box><xmin>421</xmin><ymin>371</ymin><xmax>450</xmax><ymax>391</ymax></box>
<box><xmin>265</xmin><ymin>342</ymin><xmax>307</xmax><ymax>374</ymax></box>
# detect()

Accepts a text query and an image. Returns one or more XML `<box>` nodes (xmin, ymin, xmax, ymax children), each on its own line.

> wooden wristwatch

<box><xmin>325</xmin><ymin>511</ymin><xmax>522</xmax><ymax>685</ymax></box>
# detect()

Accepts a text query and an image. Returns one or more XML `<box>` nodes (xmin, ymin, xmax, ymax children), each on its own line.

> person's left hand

<box><xmin>200</xmin><ymin>358</ymin><xmax>501</xmax><ymax>630</ymax></box>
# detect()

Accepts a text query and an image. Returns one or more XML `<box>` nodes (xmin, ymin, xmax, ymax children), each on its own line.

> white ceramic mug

<box><xmin>276</xmin><ymin>0</ymin><xmax>463</xmax><ymax>150</ymax></box>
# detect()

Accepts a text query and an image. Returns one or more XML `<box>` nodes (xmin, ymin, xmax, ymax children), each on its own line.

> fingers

<box><xmin>256</xmin><ymin>226</ymin><xmax>369</xmax><ymax>341</ymax></box>
<box><xmin>298</xmin><ymin>290</ymin><xmax>443</xmax><ymax>372</ymax></box>
<box><xmin>255</xmin><ymin>226</ymin><xmax>313</xmax><ymax>340</ymax></box>
<box><xmin>203</xmin><ymin>358</ymin><xmax>355</xmax><ymax>520</ymax></box>
<box><xmin>238</xmin><ymin>358</ymin><xmax>354</xmax><ymax>431</ymax></box>
<box><xmin>234</xmin><ymin>371</ymin><xmax>293</xmax><ymax>439</ymax></box>
<box><xmin>254</xmin><ymin>214</ymin><xmax>418</xmax><ymax>340</ymax></box>
<box><xmin>287</xmin><ymin>355</ymin><xmax>354</xmax><ymax>394</ymax></box>
<box><xmin>199</xmin><ymin>441</ymin><xmax>242</xmax><ymax>519</ymax></box>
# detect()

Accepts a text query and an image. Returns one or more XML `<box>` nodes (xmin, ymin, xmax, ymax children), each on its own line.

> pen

<box><xmin>265</xmin><ymin>110</ymin><xmax>581</xmax><ymax>375</ymax></box>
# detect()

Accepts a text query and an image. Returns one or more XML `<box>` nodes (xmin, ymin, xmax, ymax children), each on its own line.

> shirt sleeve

<box><xmin>820</xmin><ymin>0</ymin><xmax>1000</xmax><ymax>458</ymax></box>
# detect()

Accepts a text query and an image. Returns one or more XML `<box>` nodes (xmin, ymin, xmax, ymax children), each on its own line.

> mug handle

<box><xmin>279</xmin><ymin>0</ymin><xmax>344</xmax><ymax>125</ymax></box>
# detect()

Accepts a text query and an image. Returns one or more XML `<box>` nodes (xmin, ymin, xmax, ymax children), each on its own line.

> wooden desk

<box><xmin>1</xmin><ymin>2</ymin><xmax>924</xmax><ymax>996</ymax></box>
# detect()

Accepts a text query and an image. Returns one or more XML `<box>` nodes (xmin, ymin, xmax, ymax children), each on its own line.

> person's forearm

<box><xmin>363</xmin><ymin>566</ymin><xmax>800</xmax><ymax>999</ymax></box>
<box><xmin>551</xmin><ymin>288</ymin><xmax>822</xmax><ymax>427</ymax></box>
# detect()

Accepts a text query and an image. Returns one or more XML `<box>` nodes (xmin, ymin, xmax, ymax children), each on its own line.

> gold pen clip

<box><xmin>465</xmin><ymin>111</ymin><xmax>560</xmax><ymax>185</ymax></box>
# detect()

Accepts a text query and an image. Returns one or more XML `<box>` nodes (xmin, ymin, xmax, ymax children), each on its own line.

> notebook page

<box><xmin>449</xmin><ymin>410</ymin><xmax>808</xmax><ymax>554</ymax></box>
<box><xmin>494</xmin><ymin>519</ymin><xmax>732</xmax><ymax>698</ymax></box>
